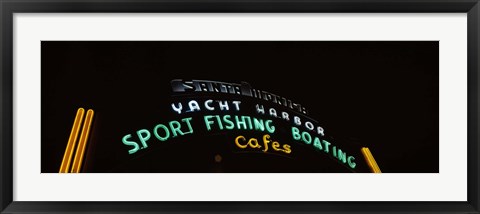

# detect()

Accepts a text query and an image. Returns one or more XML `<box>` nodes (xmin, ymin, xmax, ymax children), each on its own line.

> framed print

<box><xmin>1</xmin><ymin>0</ymin><xmax>479</xmax><ymax>213</ymax></box>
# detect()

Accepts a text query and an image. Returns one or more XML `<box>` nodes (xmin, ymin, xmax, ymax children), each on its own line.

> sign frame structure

<box><xmin>1</xmin><ymin>0</ymin><xmax>480</xmax><ymax>213</ymax></box>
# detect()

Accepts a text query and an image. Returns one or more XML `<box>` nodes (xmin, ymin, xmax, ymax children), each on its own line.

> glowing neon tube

<box><xmin>361</xmin><ymin>147</ymin><xmax>382</xmax><ymax>173</ymax></box>
<box><xmin>59</xmin><ymin>108</ymin><xmax>85</xmax><ymax>173</ymax></box>
<box><xmin>71</xmin><ymin>109</ymin><xmax>94</xmax><ymax>173</ymax></box>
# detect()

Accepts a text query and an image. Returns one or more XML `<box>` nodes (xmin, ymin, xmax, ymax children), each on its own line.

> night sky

<box><xmin>41</xmin><ymin>41</ymin><xmax>438</xmax><ymax>173</ymax></box>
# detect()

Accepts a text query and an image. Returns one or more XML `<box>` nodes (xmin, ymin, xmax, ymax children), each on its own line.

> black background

<box><xmin>41</xmin><ymin>41</ymin><xmax>438</xmax><ymax>173</ymax></box>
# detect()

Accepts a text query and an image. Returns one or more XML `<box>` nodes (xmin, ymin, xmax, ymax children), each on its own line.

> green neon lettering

<box><xmin>223</xmin><ymin>115</ymin><xmax>235</xmax><ymax>130</ymax></box>
<box><xmin>348</xmin><ymin>156</ymin><xmax>356</xmax><ymax>169</ymax></box>
<box><xmin>235</xmin><ymin>115</ymin><xmax>248</xmax><ymax>129</ymax></box>
<box><xmin>204</xmin><ymin>115</ymin><xmax>214</xmax><ymax>131</ymax></box>
<box><xmin>301</xmin><ymin>131</ymin><xmax>312</xmax><ymax>144</ymax></box>
<box><xmin>322</xmin><ymin>140</ymin><xmax>331</xmax><ymax>153</ymax></box>
<box><xmin>292</xmin><ymin>127</ymin><xmax>301</xmax><ymax>140</ymax></box>
<box><xmin>313</xmin><ymin>137</ymin><xmax>323</xmax><ymax>150</ymax></box>
<box><xmin>169</xmin><ymin>121</ymin><xmax>183</xmax><ymax>137</ymax></box>
<box><xmin>265</xmin><ymin>120</ymin><xmax>275</xmax><ymax>133</ymax></box>
<box><xmin>215</xmin><ymin>115</ymin><xmax>224</xmax><ymax>130</ymax></box>
<box><xmin>122</xmin><ymin>134</ymin><xmax>140</xmax><ymax>154</ymax></box>
<box><xmin>242</xmin><ymin>116</ymin><xmax>253</xmax><ymax>130</ymax></box>
<box><xmin>337</xmin><ymin>149</ymin><xmax>347</xmax><ymax>163</ymax></box>
<box><xmin>182</xmin><ymin>117</ymin><xmax>194</xmax><ymax>134</ymax></box>
<box><xmin>153</xmin><ymin>124</ymin><xmax>170</xmax><ymax>141</ymax></box>
<box><xmin>253</xmin><ymin>118</ymin><xmax>265</xmax><ymax>132</ymax></box>
<box><xmin>136</xmin><ymin>129</ymin><xmax>151</xmax><ymax>149</ymax></box>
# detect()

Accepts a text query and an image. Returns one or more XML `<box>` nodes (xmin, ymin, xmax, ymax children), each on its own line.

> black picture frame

<box><xmin>1</xmin><ymin>0</ymin><xmax>479</xmax><ymax>213</ymax></box>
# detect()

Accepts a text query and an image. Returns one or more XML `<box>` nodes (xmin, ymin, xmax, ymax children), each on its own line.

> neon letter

<box><xmin>188</xmin><ymin>100</ymin><xmax>200</xmax><ymax>112</ymax></box>
<box><xmin>256</xmin><ymin>104</ymin><xmax>265</xmax><ymax>114</ymax></box>
<box><xmin>337</xmin><ymin>149</ymin><xmax>347</xmax><ymax>163</ymax></box>
<box><xmin>153</xmin><ymin>124</ymin><xmax>170</xmax><ymax>141</ymax></box>
<box><xmin>265</xmin><ymin>120</ymin><xmax>275</xmax><ymax>133</ymax></box>
<box><xmin>204</xmin><ymin>115</ymin><xmax>215</xmax><ymax>131</ymax></box>
<box><xmin>294</xmin><ymin>116</ymin><xmax>301</xmax><ymax>126</ymax></box>
<box><xmin>182</xmin><ymin>117</ymin><xmax>194</xmax><ymax>134</ymax></box>
<box><xmin>305</xmin><ymin>121</ymin><xmax>314</xmax><ymax>130</ymax></box>
<box><xmin>269</xmin><ymin>108</ymin><xmax>277</xmax><ymax>117</ymax></box>
<box><xmin>348</xmin><ymin>156</ymin><xmax>356</xmax><ymax>169</ymax></box>
<box><xmin>313</xmin><ymin>137</ymin><xmax>323</xmax><ymax>150</ymax></box>
<box><xmin>204</xmin><ymin>100</ymin><xmax>214</xmax><ymax>111</ymax></box>
<box><xmin>301</xmin><ymin>131</ymin><xmax>312</xmax><ymax>144</ymax></box>
<box><xmin>235</xmin><ymin>115</ymin><xmax>247</xmax><ymax>129</ymax></box>
<box><xmin>136</xmin><ymin>129</ymin><xmax>151</xmax><ymax>149</ymax></box>
<box><xmin>322</xmin><ymin>140</ymin><xmax>331</xmax><ymax>153</ymax></box>
<box><xmin>122</xmin><ymin>134</ymin><xmax>139</xmax><ymax>154</ymax></box>
<box><xmin>282</xmin><ymin>112</ymin><xmax>289</xmax><ymax>121</ymax></box>
<box><xmin>169</xmin><ymin>121</ymin><xmax>183</xmax><ymax>137</ymax></box>
<box><xmin>262</xmin><ymin>134</ymin><xmax>271</xmax><ymax>152</ymax></box>
<box><xmin>223</xmin><ymin>115</ymin><xmax>235</xmax><ymax>130</ymax></box>
<box><xmin>232</xmin><ymin>101</ymin><xmax>241</xmax><ymax>111</ymax></box>
<box><xmin>235</xmin><ymin>135</ymin><xmax>248</xmax><ymax>148</ymax></box>
<box><xmin>317</xmin><ymin>126</ymin><xmax>325</xmax><ymax>136</ymax></box>
<box><xmin>253</xmin><ymin>118</ymin><xmax>265</xmax><ymax>132</ymax></box>
<box><xmin>292</xmin><ymin>127</ymin><xmax>301</xmax><ymax>140</ymax></box>
<box><xmin>218</xmin><ymin>100</ymin><xmax>229</xmax><ymax>111</ymax></box>
<box><xmin>171</xmin><ymin>103</ymin><xmax>182</xmax><ymax>114</ymax></box>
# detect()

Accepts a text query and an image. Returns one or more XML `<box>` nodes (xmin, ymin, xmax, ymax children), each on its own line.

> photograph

<box><xmin>42</xmin><ymin>41</ymin><xmax>439</xmax><ymax>173</ymax></box>
<box><xmin>2</xmin><ymin>0</ymin><xmax>479</xmax><ymax>213</ymax></box>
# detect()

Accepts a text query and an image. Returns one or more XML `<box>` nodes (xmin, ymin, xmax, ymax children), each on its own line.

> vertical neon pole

<box><xmin>71</xmin><ymin>109</ymin><xmax>94</xmax><ymax>173</ymax></box>
<box><xmin>59</xmin><ymin>108</ymin><xmax>85</xmax><ymax>173</ymax></box>
<box><xmin>361</xmin><ymin>147</ymin><xmax>382</xmax><ymax>173</ymax></box>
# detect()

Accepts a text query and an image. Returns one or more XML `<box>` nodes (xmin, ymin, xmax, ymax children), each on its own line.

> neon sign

<box><xmin>122</xmin><ymin>117</ymin><xmax>194</xmax><ymax>154</ymax></box>
<box><xmin>121</xmin><ymin>79</ymin><xmax>359</xmax><ymax>170</ymax></box>
<box><xmin>235</xmin><ymin>134</ymin><xmax>291</xmax><ymax>154</ymax></box>
<box><xmin>171</xmin><ymin>79</ymin><xmax>308</xmax><ymax>114</ymax></box>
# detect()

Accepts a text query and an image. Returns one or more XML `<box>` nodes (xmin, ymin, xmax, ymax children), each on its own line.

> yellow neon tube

<box><xmin>59</xmin><ymin>108</ymin><xmax>85</xmax><ymax>173</ymax></box>
<box><xmin>361</xmin><ymin>147</ymin><xmax>382</xmax><ymax>173</ymax></box>
<box><xmin>71</xmin><ymin>109</ymin><xmax>94</xmax><ymax>173</ymax></box>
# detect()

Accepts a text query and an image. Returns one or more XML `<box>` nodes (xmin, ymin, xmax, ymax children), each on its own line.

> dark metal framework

<box><xmin>1</xmin><ymin>0</ymin><xmax>479</xmax><ymax>213</ymax></box>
